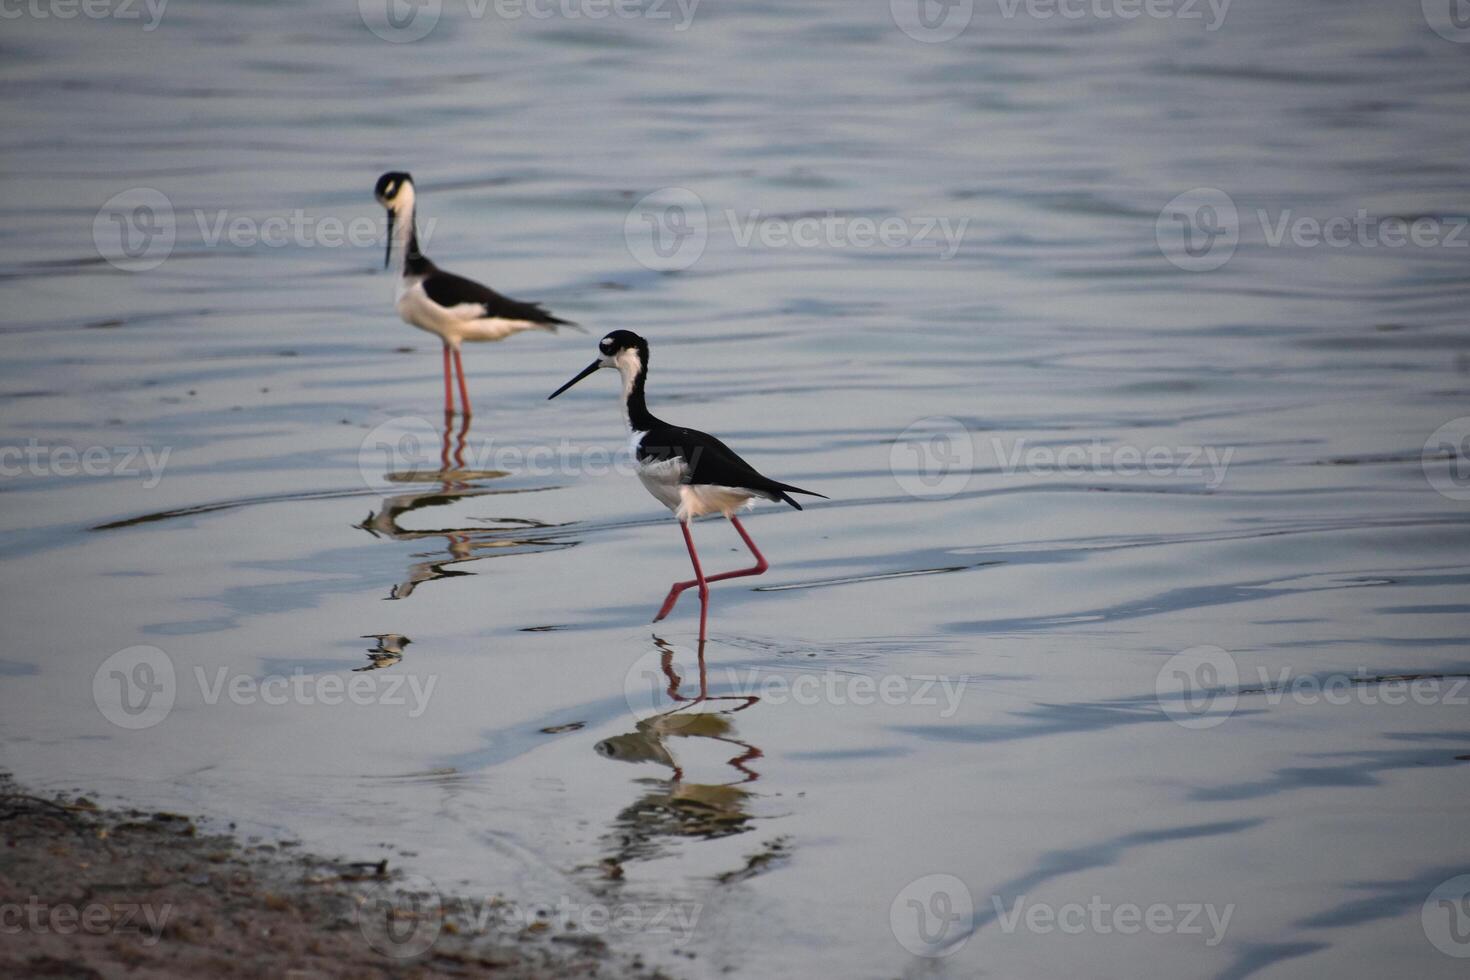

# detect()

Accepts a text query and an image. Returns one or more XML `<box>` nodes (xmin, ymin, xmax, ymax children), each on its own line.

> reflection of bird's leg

<box><xmin>653</xmin><ymin>636</ymin><xmax>759</xmax><ymax>715</ymax></box>
<box><xmin>653</xmin><ymin>517</ymin><xmax>768</xmax><ymax>629</ymax></box>
<box><xmin>714</xmin><ymin>737</ymin><xmax>763</xmax><ymax>784</ymax></box>
<box><xmin>453</xmin><ymin>413</ymin><xmax>469</xmax><ymax>473</ymax></box>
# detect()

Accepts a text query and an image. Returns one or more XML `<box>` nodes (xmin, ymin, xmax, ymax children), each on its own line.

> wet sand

<box><xmin>0</xmin><ymin>775</ymin><xmax>663</xmax><ymax>979</ymax></box>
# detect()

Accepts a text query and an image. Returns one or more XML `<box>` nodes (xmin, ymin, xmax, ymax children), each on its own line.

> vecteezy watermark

<box><xmin>93</xmin><ymin>646</ymin><xmax>437</xmax><ymax>731</ymax></box>
<box><xmin>0</xmin><ymin>0</ymin><xmax>168</xmax><ymax>30</ymax></box>
<box><xmin>1156</xmin><ymin>188</ymin><xmax>1240</xmax><ymax>272</ymax></box>
<box><xmin>94</xmin><ymin>188</ymin><xmax>176</xmax><ymax>272</ymax></box>
<box><xmin>725</xmin><ymin>210</ymin><xmax>969</xmax><ymax>261</ymax></box>
<box><xmin>997</xmin><ymin>0</ymin><xmax>1229</xmax><ymax>29</ymax></box>
<box><xmin>1158</xmin><ymin>188</ymin><xmax>1470</xmax><ymax>272</ymax></box>
<box><xmin>621</xmin><ymin>650</ymin><xmax>968</xmax><ymax>721</ymax></box>
<box><xmin>1423</xmin><ymin>874</ymin><xmax>1470</xmax><ymax>958</ymax></box>
<box><xmin>890</xmin><ymin>417</ymin><xmax>975</xmax><ymax>500</ymax></box>
<box><xmin>357</xmin><ymin>415</ymin><xmax>643</xmax><ymax>489</ymax></box>
<box><xmin>0</xmin><ymin>898</ymin><xmax>173</xmax><ymax>946</ymax></box>
<box><xmin>358</xmin><ymin>874</ymin><xmax>703</xmax><ymax>959</ymax></box>
<box><xmin>1423</xmin><ymin>0</ymin><xmax>1470</xmax><ymax>44</ymax></box>
<box><xmin>622</xmin><ymin>188</ymin><xmax>970</xmax><ymax>272</ymax></box>
<box><xmin>358</xmin><ymin>0</ymin><xmax>699</xmax><ymax>44</ymax></box>
<box><xmin>624</xmin><ymin>187</ymin><xmax>708</xmax><ymax>272</ymax></box>
<box><xmin>1155</xmin><ymin>645</ymin><xmax>1239</xmax><ymax>730</ymax></box>
<box><xmin>888</xmin><ymin>418</ymin><xmax>1235</xmax><ymax>500</ymax></box>
<box><xmin>0</xmin><ymin>440</ymin><xmax>171</xmax><ymax>488</ymax></box>
<box><xmin>891</xmin><ymin>0</ymin><xmax>1229</xmax><ymax>42</ymax></box>
<box><xmin>1423</xmin><ymin>416</ymin><xmax>1470</xmax><ymax>501</ymax></box>
<box><xmin>94</xmin><ymin>187</ymin><xmax>435</xmax><ymax>272</ymax></box>
<box><xmin>1156</xmin><ymin>646</ymin><xmax>1470</xmax><ymax>730</ymax></box>
<box><xmin>989</xmin><ymin>437</ymin><xmax>1233</xmax><ymax>489</ymax></box>
<box><xmin>890</xmin><ymin>874</ymin><xmax>973</xmax><ymax>958</ymax></box>
<box><xmin>990</xmin><ymin>894</ymin><xmax>1233</xmax><ymax>946</ymax></box>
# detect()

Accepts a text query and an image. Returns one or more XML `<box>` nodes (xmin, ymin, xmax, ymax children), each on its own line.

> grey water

<box><xmin>2</xmin><ymin>1</ymin><xmax>1469</xmax><ymax>977</ymax></box>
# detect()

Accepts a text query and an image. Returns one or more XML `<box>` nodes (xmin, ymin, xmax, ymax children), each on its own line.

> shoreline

<box><xmin>0</xmin><ymin>774</ymin><xmax>666</xmax><ymax>978</ymax></box>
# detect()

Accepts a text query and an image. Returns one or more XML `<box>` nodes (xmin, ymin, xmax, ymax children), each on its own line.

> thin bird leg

<box><xmin>452</xmin><ymin>347</ymin><xmax>472</xmax><ymax>417</ymax></box>
<box><xmin>653</xmin><ymin>515</ymin><xmax>769</xmax><ymax>623</ymax></box>
<box><xmin>441</xmin><ymin>345</ymin><xmax>455</xmax><ymax>417</ymax></box>
<box><xmin>653</xmin><ymin>521</ymin><xmax>710</xmax><ymax>640</ymax></box>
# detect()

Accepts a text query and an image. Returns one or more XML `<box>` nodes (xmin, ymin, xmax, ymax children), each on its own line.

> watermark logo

<box><xmin>991</xmin><ymin>895</ymin><xmax>1233</xmax><ymax>945</ymax></box>
<box><xmin>358</xmin><ymin>874</ymin><xmax>443</xmax><ymax>958</ymax></box>
<box><xmin>890</xmin><ymin>873</ymin><xmax>973</xmax><ymax>957</ymax></box>
<box><xmin>0</xmin><ymin>0</ymin><xmax>168</xmax><ymax>31</ymax></box>
<box><xmin>1424</xmin><ymin>417</ymin><xmax>1470</xmax><ymax>501</ymax></box>
<box><xmin>0</xmin><ymin>898</ymin><xmax>173</xmax><ymax>946</ymax></box>
<box><xmin>891</xmin><ymin>0</ymin><xmax>974</xmax><ymax>42</ymax></box>
<box><xmin>359</xmin><ymin>415</ymin><xmax>443</xmax><ymax>488</ymax></box>
<box><xmin>994</xmin><ymin>0</ymin><xmax>1230</xmax><ymax>30</ymax></box>
<box><xmin>93</xmin><ymin>645</ymin><xmax>438</xmax><ymax>731</ymax></box>
<box><xmin>890</xmin><ymin>417</ymin><xmax>974</xmax><ymax>499</ymax></box>
<box><xmin>625</xmin><ymin>187</ymin><xmax>708</xmax><ymax>272</ymax></box>
<box><xmin>1423</xmin><ymin>0</ymin><xmax>1470</xmax><ymax>43</ymax></box>
<box><xmin>1423</xmin><ymin>874</ymin><xmax>1470</xmax><ymax>957</ymax></box>
<box><xmin>93</xmin><ymin>188</ymin><xmax>175</xmax><ymax>272</ymax></box>
<box><xmin>0</xmin><ymin>440</ymin><xmax>171</xmax><ymax>487</ymax></box>
<box><xmin>356</xmin><ymin>874</ymin><xmax>704</xmax><ymax>958</ymax></box>
<box><xmin>359</xmin><ymin>0</ymin><xmax>442</xmax><ymax>42</ymax></box>
<box><xmin>1154</xmin><ymin>645</ymin><xmax>1239</xmax><ymax>730</ymax></box>
<box><xmin>1157</xmin><ymin>188</ymin><xmax>1238</xmax><ymax>272</ymax></box>
<box><xmin>987</xmin><ymin>437</ymin><xmax>1233</xmax><ymax>489</ymax></box>
<box><xmin>727</xmin><ymin>210</ymin><xmax>968</xmax><ymax>259</ymax></box>
<box><xmin>93</xmin><ymin>646</ymin><xmax>176</xmax><ymax>731</ymax></box>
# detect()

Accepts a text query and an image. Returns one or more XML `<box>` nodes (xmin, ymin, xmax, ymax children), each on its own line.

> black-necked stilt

<box><xmin>375</xmin><ymin>171</ymin><xmax>574</xmax><ymax>417</ymax></box>
<box><xmin>548</xmin><ymin>330</ymin><xmax>825</xmax><ymax>637</ymax></box>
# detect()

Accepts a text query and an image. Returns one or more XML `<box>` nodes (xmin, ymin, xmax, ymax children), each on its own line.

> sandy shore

<box><xmin>0</xmin><ymin>775</ymin><xmax>666</xmax><ymax>979</ymax></box>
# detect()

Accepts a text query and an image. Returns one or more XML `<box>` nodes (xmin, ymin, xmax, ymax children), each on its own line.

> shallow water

<box><xmin>3</xmin><ymin>1</ymin><xmax>1470</xmax><ymax>976</ymax></box>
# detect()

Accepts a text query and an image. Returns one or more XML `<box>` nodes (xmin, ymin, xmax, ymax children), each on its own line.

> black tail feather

<box><xmin>773</xmin><ymin>483</ymin><xmax>827</xmax><ymax>510</ymax></box>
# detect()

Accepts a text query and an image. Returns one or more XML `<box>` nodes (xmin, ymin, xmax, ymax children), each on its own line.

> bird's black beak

<box><xmin>383</xmin><ymin>209</ymin><xmax>395</xmax><ymax>270</ymax></box>
<box><xmin>548</xmin><ymin>360</ymin><xmax>601</xmax><ymax>400</ymax></box>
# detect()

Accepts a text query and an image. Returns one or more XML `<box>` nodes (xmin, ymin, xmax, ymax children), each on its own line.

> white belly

<box><xmin>631</xmin><ymin>433</ymin><xmax>755</xmax><ymax>521</ymax></box>
<box><xmin>395</xmin><ymin>280</ymin><xmax>546</xmax><ymax>345</ymax></box>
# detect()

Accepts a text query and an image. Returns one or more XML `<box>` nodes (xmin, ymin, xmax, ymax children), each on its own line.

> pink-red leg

<box><xmin>452</xmin><ymin>347</ymin><xmax>472</xmax><ymax>417</ymax></box>
<box><xmin>441</xmin><ymin>345</ymin><xmax>455</xmax><ymax>417</ymax></box>
<box><xmin>653</xmin><ymin>515</ymin><xmax>768</xmax><ymax>626</ymax></box>
<box><xmin>655</xmin><ymin>521</ymin><xmax>709</xmax><ymax>640</ymax></box>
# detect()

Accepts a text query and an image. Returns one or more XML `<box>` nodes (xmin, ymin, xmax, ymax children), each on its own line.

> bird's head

<box><xmin>374</xmin><ymin>171</ymin><xmax>414</xmax><ymax>210</ymax></box>
<box><xmin>549</xmin><ymin>331</ymin><xmax>649</xmax><ymax>400</ymax></box>
<box><xmin>375</xmin><ymin>172</ymin><xmax>415</xmax><ymax>269</ymax></box>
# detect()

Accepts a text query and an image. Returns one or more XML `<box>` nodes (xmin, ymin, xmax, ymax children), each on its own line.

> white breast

<box><xmin>630</xmin><ymin>431</ymin><xmax>686</xmax><ymax>513</ymax></box>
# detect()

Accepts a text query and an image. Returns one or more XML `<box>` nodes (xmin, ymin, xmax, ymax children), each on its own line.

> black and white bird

<box><xmin>375</xmin><ymin>171</ymin><xmax>573</xmax><ymax>417</ymax></box>
<box><xmin>549</xmin><ymin>330</ymin><xmax>825</xmax><ymax>637</ymax></box>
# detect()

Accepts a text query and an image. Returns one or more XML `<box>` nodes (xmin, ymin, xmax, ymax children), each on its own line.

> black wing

<box><xmin>422</xmin><ymin>268</ymin><xmax>572</xmax><ymax>327</ymax></box>
<box><xmin>639</xmin><ymin>426</ymin><xmax>826</xmax><ymax>510</ymax></box>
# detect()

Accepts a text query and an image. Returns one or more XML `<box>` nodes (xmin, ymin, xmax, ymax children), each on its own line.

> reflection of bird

<box><xmin>356</xmin><ymin>416</ymin><xmax>574</xmax><ymax>599</ymax></box>
<box><xmin>549</xmin><ymin>331</ymin><xmax>825</xmax><ymax>639</ymax></box>
<box><xmin>375</xmin><ymin>171</ymin><xmax>574</xmax><ymax>417</ymax></box>
<box><xmin>594</xmin><ymin>638</ymin><xmax>762</xmax><ymax>864</ymax></box>
<box><xmin>356</xmin><ymin>633</ymin><xmax>410</xmax><ymax>671</ymax></box>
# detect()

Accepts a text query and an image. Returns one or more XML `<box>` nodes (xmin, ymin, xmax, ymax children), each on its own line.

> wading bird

<box><xmin>375</xmin><ymin>171</ymin><xmax>573</xmax><ymax>417</ymax></box>
<box><xmin>549</xmin><ymin>331</ymin><xmax>824</xmax><ymax>638</ymax></box>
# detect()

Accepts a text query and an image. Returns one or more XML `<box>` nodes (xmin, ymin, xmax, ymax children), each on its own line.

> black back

<box><xmin>418</xmin><ymin>260</ymin><xmax>571</xmax><ymax>326</ymax></box>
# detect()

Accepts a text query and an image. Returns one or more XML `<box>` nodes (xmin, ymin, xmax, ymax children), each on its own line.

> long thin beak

<box><xmin>383</xmin><ymin>209</ymin><xmax>395</xmax><ymax>269</ymax></box>
<box><xmin>548</xmin><ymin>360</ymin><xmax>601</xmax><ymax>400</ymax></box>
